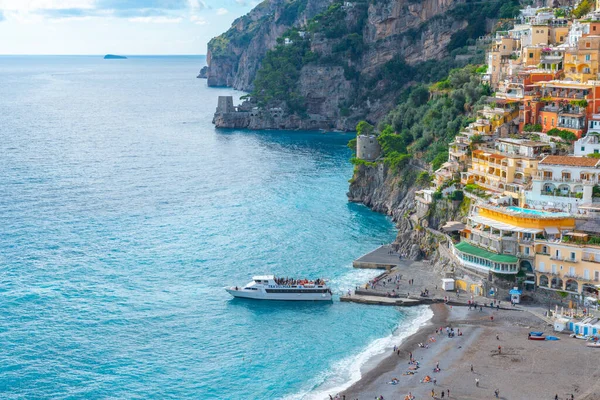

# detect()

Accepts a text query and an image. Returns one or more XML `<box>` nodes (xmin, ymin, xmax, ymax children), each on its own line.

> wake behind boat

<box><xmin>226</xmin><ymin>275</ymin><xmax>332</xmax><ymax>301</ymax></box>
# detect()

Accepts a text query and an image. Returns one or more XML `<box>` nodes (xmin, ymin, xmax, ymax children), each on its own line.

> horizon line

<box><xmin>0</xmin><ymin>54</ymin><xmax>207</xmax><ymax>57</ymax></box>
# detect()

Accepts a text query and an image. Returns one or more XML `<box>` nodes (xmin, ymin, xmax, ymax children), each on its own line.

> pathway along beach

<box><xmin>341</xmin><ymin>304</ymin><xmax>600</xmax><ymax>400</ymax></box>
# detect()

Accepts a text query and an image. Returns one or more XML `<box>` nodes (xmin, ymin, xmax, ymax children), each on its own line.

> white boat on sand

<box><xmin>226</xmin><ymin>275</ymin><xmax>332</xmax><ymax>301</ymax></box>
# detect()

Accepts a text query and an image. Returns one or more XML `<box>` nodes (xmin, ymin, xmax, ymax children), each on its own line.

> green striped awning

<box><xmin>454</xmin><ymin>241</ymin><xmax>518</xmax><ymax>263</ymax></box>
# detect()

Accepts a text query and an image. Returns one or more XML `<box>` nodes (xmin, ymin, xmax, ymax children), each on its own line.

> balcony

<box><xmin>582</xmin><ymin>255</ymin><xmax>600</xmax><ymax>263</ymax></box>
<box><xmin>536</xmin><ymin>251</ymin><xmax>550</xmax><ymax>256</ymax></box>
<box><xmin>517</xmin><ymin>252</ymin><xmax>534</xmax><ymax>259</ymax></box>
<box><xmin>550</xmin><ymin>255</ymin><xmax>564</xmax><ymax>261</ymax></box>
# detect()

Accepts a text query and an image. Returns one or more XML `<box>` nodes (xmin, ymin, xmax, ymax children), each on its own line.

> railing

<box><xmin>536</xmin><ymin>252</ymin><xmax>550</xmax><ymax>256</ymax></box>
<box><xmin>550</xmin><ymin>255</ymin><xmax>564</xmax><ymax>261</ymax></box>
<box><xmin>582</xmin><ymin>255</ymin><xmax>600</xmax><ymax>263</ymax></box>
<box><xmin>517</xmin><ymin>252</ymin><xmax>534</xmax><ymax>259</ymax></box>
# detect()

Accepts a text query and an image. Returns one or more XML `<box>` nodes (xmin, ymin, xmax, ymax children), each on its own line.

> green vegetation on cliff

<box><xmin>251</xmin><ymin>1</ymin><xmax>368</xmax><ymax>112</ymax></box>
<box><xmin>359</xmin><ymin>65</ymin><xmax>490</xmax><ymax>173</ymax></box>
<box><xmin>250</xmin><ymin>0</ymin><xmax>513</xmax><ymax>119</ymax></box>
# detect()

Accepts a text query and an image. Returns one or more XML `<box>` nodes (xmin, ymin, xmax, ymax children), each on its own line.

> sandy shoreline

<box><xmin>337</xmin><ymin>303</ymin><xmax>600</xmax><ymax>400</ymax></box>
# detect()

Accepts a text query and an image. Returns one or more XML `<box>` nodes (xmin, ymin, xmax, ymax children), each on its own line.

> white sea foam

<box><xmin>284</xmin><ymin>305</ymin><xmax>434</xmax><ymax>400</ymax></box>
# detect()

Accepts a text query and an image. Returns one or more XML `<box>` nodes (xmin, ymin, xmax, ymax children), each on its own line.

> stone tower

<box><xmin>356</xmin><ymin>135</ymin><xmax>381</xmax><ymax>161</ymax></box>
<box><xmin>216</xmin><ymin>96</ymin><xmax>235</xmax><ymax>114</ymax></box>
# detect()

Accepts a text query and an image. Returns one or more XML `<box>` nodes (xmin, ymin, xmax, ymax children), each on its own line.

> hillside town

<box><xmin>356</xmin><ymin>1</ymin><xmax>600</xmax><ymax>306</ymax></box>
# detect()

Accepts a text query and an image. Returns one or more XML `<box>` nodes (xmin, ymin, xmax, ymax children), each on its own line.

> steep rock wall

<box><xmin>206</xmin><ymin>0</ymin><xmax>334</xmax><ymax>90</ymax></box>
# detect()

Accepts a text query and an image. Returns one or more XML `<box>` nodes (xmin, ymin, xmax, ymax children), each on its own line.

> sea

<box><xmin>0</xmin><ymin>55</ymin><xmax>431</xmax><ymax>399</ymax></box>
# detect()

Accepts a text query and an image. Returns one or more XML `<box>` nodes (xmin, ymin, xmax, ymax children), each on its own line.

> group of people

<box><xmin>273</xmin><ymin>277</ymin><xmax>324</xmax><ymax>286</ymax></box>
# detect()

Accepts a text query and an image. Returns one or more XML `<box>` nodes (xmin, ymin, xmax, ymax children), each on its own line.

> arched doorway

<box><xmin>521</xmin><ymin>260</ymin><xmax>533</xmax><ymax>272</ymax></box>
<box><xmin>551</xmin><ymin>277</ymin><xmax>564</xmax><ymax>289</ymax></box>
<box><xmin>565</xmin><ymin>279</ymin><xmax>579</xmax><ymax>293</ymax></box>
<box><xmin>539</xmin><ymin>275</ymin><xmax>549</xmax><ymax>288</ymax></box>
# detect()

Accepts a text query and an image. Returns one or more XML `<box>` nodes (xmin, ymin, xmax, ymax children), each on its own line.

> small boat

<box><xmin>528</xmin><ymin>335</ymin><xmax>546</xmax><ymax>341</ymax></box>
<box><xmin>529</xmin><ymin>331</ymin><xmax>544</xmax><ymax>336</ymax></box>
<box><xmin>545</xmin><ymin>336</ymin><xmax>560</xmax><ymax>341</ymax></box>
<box><xmin>570</xmin><ymin>333</ymin><xmax>588</xmax><ymax>340</ymax></box>
<box><xmin>586</xmin><ymin>342</ymin><xmax>600</xmax><ymax>348</ymax></box>
<box><xmin>226</xmin><ymin>275</ymin><xmax>332</xmax><ymax>301</ymax></box>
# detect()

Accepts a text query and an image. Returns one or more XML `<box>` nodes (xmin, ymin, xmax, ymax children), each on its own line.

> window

<box><xmin>569</xmin><ymin>266</ymin><xmax>575</xmax><ymax>276</ymax></box>
<box><xmin>525</xmin><ymin>247</ymin><xmax>530</xmax><ymax>255</ymax></box>
<box><xmin>539</xmin><ymin>262</ymin><xmax>545</xmax><ymax>272</ymax></box>
<box><xmin>586</xmin><ymin>54</ymin><xmax>591</xmax><ymax>61</ymax></box>
<box><xmin>582</xmin><ymin>146</ymin><xmax>586</xmax><ymax>151</ymax></box>
<box><xmin>529</xmin><ymin>52</ymin><xmax>534</xmax><ymax>58</ymax></box>
<box><xmin>552</xmin><ymin>118</ymin><xmax>554</xmax><ymax>127</ymax></box>
<box><xmin>587</xmin><ymin>42</ymin><xmax>591</xmax><ymax>48</ymax></box>
<box><xmin>556</xmin><ymin>249</ymin><xmax>560</xmax><ymax>258</ymax></box>
<box><xmin>595</xmin><ymin>149</ymin><xmax>599</xmax><ymax>154</ymax></box>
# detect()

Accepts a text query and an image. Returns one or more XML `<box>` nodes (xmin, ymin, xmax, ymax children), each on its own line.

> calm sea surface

<box><xmin>0</xmin><ymin>56</ymin><xmax>418</xmax><ymax>399</ymax></box>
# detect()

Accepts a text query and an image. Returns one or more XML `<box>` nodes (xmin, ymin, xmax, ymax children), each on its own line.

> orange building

<box><xmin>520</xmin><ymin>81</ymin><xmax>600</xmax><ymax>138</ymax></box>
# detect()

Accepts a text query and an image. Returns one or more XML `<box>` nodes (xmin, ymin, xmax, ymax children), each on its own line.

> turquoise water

<box><xmin>0</xmin><ymin>56</ymin><xmax>411</xmax><ymax>399</ymax></box>
<box><xmin>506</xmin><ymin>206</ymin><xmax>570</xmax><ymax>217</ymax></box>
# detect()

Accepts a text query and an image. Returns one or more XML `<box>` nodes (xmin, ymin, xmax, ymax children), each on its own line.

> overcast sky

<box><xmin>0</xmin><ymin>0</ymin><xmax>259</xmax><ymax>55</ymax></box>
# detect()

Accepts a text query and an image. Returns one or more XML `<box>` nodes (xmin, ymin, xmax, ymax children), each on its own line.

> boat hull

<box><xmin>226</xmin><ymin>287</ymin><xmax>332</xmax><ymax>301</ymax></box>
<box><xmin>528</xmin><ymin>336</ymin><xmax>546</xmax><ymax>340</ymax></box>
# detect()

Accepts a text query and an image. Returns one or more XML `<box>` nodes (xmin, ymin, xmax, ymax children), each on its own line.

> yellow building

<box><xmin>461</xmin><ymin>150</ymin><xmax>540</xmax><ymax>199</ymax></box>
<box><xmin>455</xmin><ymin>205</ymin><xmax>575</xmax><ymax>286</ymax></box>
<box><xmin>531</xmin><ymin>24</ymin><xmax>549</xmax><ymax>46</ymax></box>
<box><xmin>487</xmin><ymin>36</ymin><xmax>520</xmax><ymax>87</ymax></box>
<box><xmin>564</xmin><ymin>35</ymin><xmax>600</xmax><ymax>83</ymax></box>
<box><xmin>534</xmin><ymin>232</ymin><xmax>600</xmax><ymax>294</ymax></box>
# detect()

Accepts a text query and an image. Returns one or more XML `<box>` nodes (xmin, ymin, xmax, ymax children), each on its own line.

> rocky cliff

<box><xmin>208</xmin><ymin>0</ymin><xmax>504</xmax><ymax>130</ymax></box>
<box><xmin>206</xmin><ymin>0</ymin><xmax>334</xmax><ymax>89</ymax></box>
<box><xmin>348</xmin><ymin>161</ymin><xmax>467</xmax><ymax>260</ymax></box>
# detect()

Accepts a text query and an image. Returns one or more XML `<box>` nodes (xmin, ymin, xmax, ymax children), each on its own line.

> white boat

<box><xmin>586</xmin><ymin>342</ymin><xmax>600</xmax><ymax>348</ymax></box>
<box><xmin>226</xmin><ymin>275</ymin><xmax>332</xmax><ymax>301</ymax></box>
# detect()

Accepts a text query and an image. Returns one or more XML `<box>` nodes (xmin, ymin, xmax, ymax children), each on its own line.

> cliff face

<box><xmin>208</xmin><ymin>0</ymin><xmax>490</xmax><ymax>130</ymax></box>
<box><xmin>348</xmin><ymin>161</ymin><xmax>467</xmax><ymax>259</ymax></box>
<box><xmin>206</xmin><ymin>0</ymin><xmax>334</xmax><ymax>89</ymax></box>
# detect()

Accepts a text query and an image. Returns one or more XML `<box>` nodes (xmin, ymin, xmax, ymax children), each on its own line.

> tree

<box><xmin>356</xmin><ymin>121</ymin><xmax>374</xmax><ymax>136</ymax></box>
<box><xmin>573</xmin><ymin>0</ymin><xmax>592</xmax><ymax>18</ymax></box>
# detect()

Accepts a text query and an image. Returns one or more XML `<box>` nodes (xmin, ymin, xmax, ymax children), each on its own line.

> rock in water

<box><xmin>197</xmin><ymin>66</ymin><xmax>208</xmax><ymax>79</ymax></box>
<box><xmin>104</xmin><ymin>54</ymin><xmax>127</xmax><ymax>60</ymax></box>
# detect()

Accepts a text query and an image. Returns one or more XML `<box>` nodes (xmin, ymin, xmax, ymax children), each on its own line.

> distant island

<box><xmin>103</xmin><ymin>54</ymin><xmax>127</xmax><ymax>60</ymax></box>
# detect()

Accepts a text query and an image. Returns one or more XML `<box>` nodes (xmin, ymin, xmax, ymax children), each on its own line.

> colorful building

<box><xmin>534</xmin><ymin>228</ymin><xmax>600</xmax><ymax>295</ymax></box>
<box><xmin>456</xmin><ymin>205</ymin><xmax>575</xmax><ymax>286</ymax></box>
<box><xmin>525</xmin><ymin>155</ymin><xmax>600</xmax><ymax>213</ymax></box>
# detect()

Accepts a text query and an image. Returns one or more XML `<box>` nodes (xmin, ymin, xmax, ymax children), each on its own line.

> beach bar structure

<box><xmin>441</xmin><ymin>278</ymin><xmax>455</xmax><ymax>291</ymax></box>
<box><xmin>509</xmin><ymin>287</ymin><xmax>523</xmax><ymax>304</ymax></box>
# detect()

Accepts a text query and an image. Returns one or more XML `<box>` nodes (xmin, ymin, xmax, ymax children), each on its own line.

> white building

<box><xmin>525</xmin><ymin>155</ymin><xmax>600</xmax><ymax>213</ymax></box>
<box><xmin>494</xmin><ymin>137</ymin><xmax>554</xmax><ymax>158</ymax></box>
<box><xmin>568</xmin><ymin>21</ymin><xmax>588</xmax><ymax>47</ymax></box>
<box><xmin>575</xmin><ymin>134</ymin><xmax>600</xmax><ymax>157</ymax></box>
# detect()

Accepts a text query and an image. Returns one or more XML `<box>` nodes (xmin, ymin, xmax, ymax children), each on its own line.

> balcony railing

<box><xmin>550</xmin><ymin>255</ymin><xmax>564</xmax><ymax>261</ymax></box>
<box><xmin>517</xmin><ymin>252</ymin><xmax>534</xmax><ymax>259</ymax></box>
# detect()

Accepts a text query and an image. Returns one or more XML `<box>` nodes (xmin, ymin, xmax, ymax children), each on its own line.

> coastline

<box><xmin>290</xmin><ymin>305</ymin><xmax>435</xmax><ymax>400</ymax></box>
<box><xmin>340</xmin><ymin>303</ymin><xmax>448</xmax><ymax>398</ymax></box>
<box><xmin>339</xmin><ymin>303</ymin><xmax>600</xmax><ymax>400</ymax></box>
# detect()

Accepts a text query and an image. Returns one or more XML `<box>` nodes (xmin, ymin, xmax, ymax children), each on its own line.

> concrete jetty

<box><xmin>353</xmin><ymin>245</ymin><xmax>404</xmax><ymax>270</ymax></box>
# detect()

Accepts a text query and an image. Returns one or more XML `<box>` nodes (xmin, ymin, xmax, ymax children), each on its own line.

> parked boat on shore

<box><xmin>226</xmin><ymin>275</ymin><xmax>332</xmax><ymax>301</ymax></box>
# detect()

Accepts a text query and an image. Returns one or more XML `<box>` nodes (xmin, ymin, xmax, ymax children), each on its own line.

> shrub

<box><xmin>523</xmin><ymin>124</ymin><xmax>542</xmax><ymax>132</ymax></box>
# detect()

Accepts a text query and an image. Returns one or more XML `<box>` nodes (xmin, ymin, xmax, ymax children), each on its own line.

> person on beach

<box><xmin>441</xmin><ymin>390</ymin><xmax>444</xmax><ymax>398</ymax></box>
<box><xmin>475</xmin><ymin>378</ymin><xmax>479</xmax><ymax>387</ymax></box>
<box><xmin>470</xmin><ymin>364</ymin><xmax>474</xmax><ymax>372</ymax></box>
<box><xmin>496</xmin><ymin>334</ymin><xmax>499</xmax><ymax>340</ymax></box>
<box><xmin>447</xmin><ymin>389</ymin><xmax>450</xmax><ymax>397</ymax></box>
<box><xmin>494</xmin><ymin>389</ymin><xmax>499</xmax><ymax>398</ymax></box>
